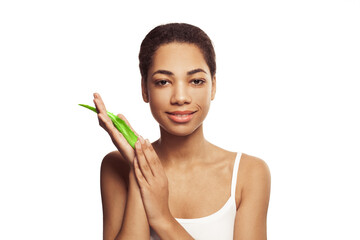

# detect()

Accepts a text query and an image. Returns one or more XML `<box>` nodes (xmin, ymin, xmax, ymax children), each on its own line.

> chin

<box><xmin>159</xmin><ymin>123</ymin><xmax>201</xmax><ymax>137</ymax></box>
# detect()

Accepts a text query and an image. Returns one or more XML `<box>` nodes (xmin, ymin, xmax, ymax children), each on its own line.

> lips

<box><xmin>169</xmin><ymin>111</ymin><xmax>194</xmax><ymax>115</ymax></box>
<box><xmin>166</xmin><ymin>110</ymin><xmax>197</xmax><ymax>123</ymax></box>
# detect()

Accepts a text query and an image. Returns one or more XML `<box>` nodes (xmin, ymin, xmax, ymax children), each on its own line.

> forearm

<box><xmin>151</xmin><ymin>217</ymin><xmax>194</xmax><ymax>240</ymax></box>
<box><xmin>116</xmin><ymin>169</ymin><xmax>150</xmax><ymax>240</ymax></box>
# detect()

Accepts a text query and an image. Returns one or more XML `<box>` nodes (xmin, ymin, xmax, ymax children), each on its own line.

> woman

<box><xmin>94</xmin><ymin>23</ymin><xmax>271</xmax><ymax>240</ymax></box>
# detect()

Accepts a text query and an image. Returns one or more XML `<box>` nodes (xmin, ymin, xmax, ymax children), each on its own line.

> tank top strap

<box><xmin>231</xmin><ymin>152</ymin><xmax>242</xmax><ymax>197</ymax></box>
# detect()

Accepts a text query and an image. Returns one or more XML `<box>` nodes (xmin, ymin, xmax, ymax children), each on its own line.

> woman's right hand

<box><xmin>93</xmin><ymin>92</ymin><xmax>137</xmax><ymax>166</ymax></box>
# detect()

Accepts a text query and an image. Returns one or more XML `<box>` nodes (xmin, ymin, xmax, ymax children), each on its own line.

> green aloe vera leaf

<box><xmin>79</xmin><ymin>104</ymin><xmax>138</xmax><ymax>148</ymax></box>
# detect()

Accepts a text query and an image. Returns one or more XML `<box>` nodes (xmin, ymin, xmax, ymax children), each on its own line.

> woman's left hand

<box><xmin>133</xmin><ymin>137</ymin><xmax>172</xmax><ymax>227</ymax></box>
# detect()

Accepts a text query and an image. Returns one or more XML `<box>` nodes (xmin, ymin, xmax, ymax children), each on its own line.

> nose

<box><xmin>170</xmin><ymin>81</ymin><xmax>191</xmax><ymax>105</ymax></box>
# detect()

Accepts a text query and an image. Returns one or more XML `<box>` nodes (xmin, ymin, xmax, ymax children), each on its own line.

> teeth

<box><xmin>175</xmin><ymin>114</ymin><xmax>189</xmax><ymax>117</ymax></box>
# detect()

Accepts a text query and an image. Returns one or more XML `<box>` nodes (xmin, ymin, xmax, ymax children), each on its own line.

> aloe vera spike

<box><xmin>111</xmin><ymin>113</ymin><xmax>138</xmax><ymax>147</ymax></box>
<box><xmin>78</xmin><ymin>104</ymin><xmax>138</xmax><ymax>148</ymax></box>
<box><xmin>107</xmin><ymin>113</ymin><xmax>138</xmax><ymax>147</ymax></box>
<box><xmin>107</xmin><ymin>112</ymin><xmax>133</xmax><ymax>132</ymax></box>
<box><xmin>106</xmin><ymin>112</ymin><xmax>136</xmax><ymax>140</ymax></box>
<box><xmin>79</xmin><ymin>104</ymin><xmax>97</xmax><ymax>113</ymax></box>
<box><xmin>110</xmin><ymin>115</ymin><xmax>138</xmax><ymax>148</ymax></box>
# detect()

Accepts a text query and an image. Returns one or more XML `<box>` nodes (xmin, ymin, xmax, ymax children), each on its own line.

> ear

<box><xmin>141</xmin><ymin>78</ymin><xmax>149</xmax><ymax>103</ymax></box>
<box><xmin>211</xmin><ymin>75</ymin><xmax>216</xmax><ymax>100</ymax></box>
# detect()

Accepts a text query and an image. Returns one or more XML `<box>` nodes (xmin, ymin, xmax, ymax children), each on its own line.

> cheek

<box><xmin>148</xmin><ymin>90</ymin><xmax>169</xmax><ymax>118</ymax></box>
<box><xmin>193</xmin><ymin>87</ymin><xmax>212</xmax><ymax>105</ymax></box>
<box><xmin>149</xmin><ymin>89</ymin><xmax>168</xmax><ymax>106</ymax></box>
<box><xmin>192</xmin><ymin>89</ymin><xmax>212</xmax><ymax>117</ymax></box>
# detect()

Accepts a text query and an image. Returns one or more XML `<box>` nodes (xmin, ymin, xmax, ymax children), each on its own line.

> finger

<box><xmin>146</xmin><ymin>139</ymin><xmax>163</xmax><ymax>166</ymax></box>
<box><xmin>93</xmin><ymin>93</ymin><xmax>108</xmax><ymax>115</ymax></box>
<box><xmin>133</xmin><ymin>157</ymin><xmax>149</xmax><ymax>187</ymax></box>
<box><xmin>136</xmin><ymin>137</ymin><xmax>154</xmax><ymax>177</ymax></box>
<box><xmin>135</xmin><ymin>138</ymin><xmax>154</xmax><ymax>182</ymax></box>
<box><xmin>117</xmin><ymin>114</ymin><xmax>139</xmax><ymax>137</ymax></box>
<box><xmin>98</xmin><ymin>112</ymin><xmax>116</xmax><ymax>134</ymax></box>
<box><xmin>142</xmin><ymin>139</ymin><xmax>162</xmax><ymax>176</ymax></box>
<box><xmin>109</xmin><ymin>129</ymin><xmax>129</xmax><ymax>151</ymax></box>
<box><xmin>93</xmin><ymin>94</ymin><xmax>137</xmax><ymax>139</ymax></box>
<box><xmin>93</xmin><ymin>95</ymin><xmax>112</xmax><ymax>129</ymax></box>
<box><xmin>93</xmin><ymin>96</ymin><xmax>117</xmax><ymax>135</ymax></box>
<box><xmin>98</xmin><ymin>113</ymin><xmax>129</xmax><ymax>149</ymax></box>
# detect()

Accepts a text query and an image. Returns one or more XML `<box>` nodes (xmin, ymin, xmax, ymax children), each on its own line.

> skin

<box><xmin>96</xmin><ymin>42</ymin><xmax>271</xmax><ymax>240</ymax></box>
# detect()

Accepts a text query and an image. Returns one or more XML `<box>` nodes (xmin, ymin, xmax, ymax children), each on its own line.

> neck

<box><xmin>153</xmin><ymin>124</ymin><xmax>211</xmax><ymax>167</ymax></box>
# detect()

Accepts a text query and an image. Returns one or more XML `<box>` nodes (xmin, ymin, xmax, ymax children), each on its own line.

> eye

<box><xmin>191</xmin><ymin>79</ymin><xmax>205</xmax><ymax>85</ymax></box>
<box><xmin>156</xmin><ymin>80</ymin><xmax>170</xmax><ymax>86</ymax></box>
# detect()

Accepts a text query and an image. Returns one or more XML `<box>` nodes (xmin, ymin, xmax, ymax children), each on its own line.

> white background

<box><xmin>1</xmin><ymin>0</ymin><xmax>359</xmax><ymax>239</ymax></box>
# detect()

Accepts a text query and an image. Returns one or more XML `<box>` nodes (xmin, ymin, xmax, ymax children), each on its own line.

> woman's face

<box><xmin>142</xmin><ymin>42</ymin><xmax>216</xmax><ymax>136</ymax></box>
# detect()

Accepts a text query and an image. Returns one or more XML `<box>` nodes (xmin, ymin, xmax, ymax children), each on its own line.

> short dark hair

<box><xmin>139</xmin><ymin>23</ymin><xmax>216</xmax><ymax>82</ymax></box>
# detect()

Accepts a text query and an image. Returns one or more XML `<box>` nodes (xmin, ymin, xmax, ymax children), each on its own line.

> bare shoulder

<box><xmin>101</xmin><ymin>150</ymin><xmax>128</xmax><ymax>166</ymax></box>
<box><xmin>101</xmin><ymin>150</ymin><xmax>130</xmax><ymax>184</ymax></box>
<box><xmin>236</xmin><ymin>153</ymin><xmax>271</xmax><ymax>208</ymax></box>
<box><xmin>239</xmin><ymin>153</ymin><xmax>271</xmax><ymax>188</ymax></box>
<box><xmin>240</xmin><ymin>153</ymin><xmax>271</xmax><ymax>178</ymax></box>
<box><xmin>233</xmin><ymin>153</ymin><xmax>271</xmax><ymax>238</ymax></box>
<box><xmin>239</xmin><ymin>154</ymin><xmax>271</xmax><ymax>197</ymax></box>
<box><xmin>101</xmin><ymin>151</ymin><xmax>131</xmax><ymax>239</ymax></box>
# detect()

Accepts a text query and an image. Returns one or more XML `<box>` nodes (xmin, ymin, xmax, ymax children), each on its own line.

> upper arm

<box><xmin>100</xmin><ymin>151</ymin><xmax>130</xmax><ymax>240</ymax></box>
<box><xmin>234</xmin><ymin>156</ymin><xmax>271</xmax><ymax>240</ymax></box>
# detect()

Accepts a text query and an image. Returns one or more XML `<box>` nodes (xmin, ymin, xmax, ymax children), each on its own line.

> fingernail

<box><xmin>136</xmin><ymin>140</ymin><xmax>141</xmax><ymax>148</ymax></box>
<box><xmin>146</xmin><ymin>139</ymin><xmax>151</xmax><ymax>147</ymax></box>
<box><xmin>139</xmin><ymin>136</ymin><xmax>145</xmax><ymax>144</ymax></box>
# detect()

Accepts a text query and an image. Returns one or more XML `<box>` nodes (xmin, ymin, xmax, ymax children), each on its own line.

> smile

<box><xmin>166</xmin><ymin>111</ymin><xmax>197</xmax><ymax>123</ymax></box>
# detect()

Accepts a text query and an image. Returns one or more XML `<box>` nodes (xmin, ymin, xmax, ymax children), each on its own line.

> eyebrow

<box><xmin>151</xmin><ymin>68</ymin><xmax>207</xmax><ymax>77</ymax></box>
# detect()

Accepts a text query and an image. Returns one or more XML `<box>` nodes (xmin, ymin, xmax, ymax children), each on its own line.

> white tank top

<box><xmin>150</xmin><ymin>152</ymin><xmax>242</xmax><ymax>240</ymax></box>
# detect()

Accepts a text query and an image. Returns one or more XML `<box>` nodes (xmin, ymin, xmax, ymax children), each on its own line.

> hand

<box><xmin>133</xmin><ymin>137</ymin><xmax>172</xmax><ymax>227</ymax></box>
<box><xmin>93</xmin><ymin>92</ymin><xmax>138</xmax><ymax>165</ymax></box>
